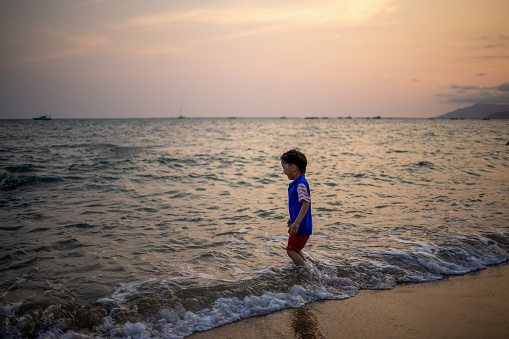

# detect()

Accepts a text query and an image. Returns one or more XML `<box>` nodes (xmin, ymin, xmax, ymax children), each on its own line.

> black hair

<box><xmin>280</xmin><ymin>149</ymin><xmax>307</xmax><ymax>174</ymax></box>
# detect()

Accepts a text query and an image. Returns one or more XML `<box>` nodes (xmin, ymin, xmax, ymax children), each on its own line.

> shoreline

<box><xmin>189</xmin><ymin>262</ymin><xmax>509</xmax><ymax>338</ymax></box>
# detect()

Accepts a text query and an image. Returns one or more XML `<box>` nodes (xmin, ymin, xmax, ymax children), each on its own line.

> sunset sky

<box><xmin>1</xmin><ymin>0</ymin><xmax>508</xmax><ymax>118</ymax></box>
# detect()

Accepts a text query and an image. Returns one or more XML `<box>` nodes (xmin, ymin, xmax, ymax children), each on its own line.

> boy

<box><xmin>280</xmin><ymin>149</ymin><xmax>312</xmax><ymax>269</ymax></box>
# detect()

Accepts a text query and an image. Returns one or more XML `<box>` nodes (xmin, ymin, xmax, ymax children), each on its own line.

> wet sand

<box><xmin>190</xmin><ymin>262</ymin><xmax>509</xmax><ymax>338</ymax></box>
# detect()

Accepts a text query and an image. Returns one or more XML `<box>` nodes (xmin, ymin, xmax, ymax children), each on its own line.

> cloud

<box><xmin>477</xmin><ymin>55</ymin><xmax>509</xmax><ymax>59</ymax></box>
<box><xmin>112</xmin><ymin>0</ymin><xmax>398</xmax><ymax>30</ymax></box>
<box><xmin>113</xmin><ymin>45</ymin><xmax>183</xmax><ymax>58</ymax></box>
<box><xmin>0</xmin><ymin>28</ymin><xmax>109</xmax><ymax>66</ymax></box>
<box><xmin>450</xmin><ymin>84</ymin><xmax>493</xmax><ymax>91</ymax></box>
<box><xmin>476</xmin><ymin>72</ymin><xmax>486</xmax><ymax>77</ymax></box>
<box><xmin>436</xmin><ymin>82</ymin><xmax>509</xmax><ymax>104</ymax></box>
<box><xmin>436</xmin><ymin>92</ymin><xmax>509</xmax><ymax>104</ymax></box>
<box><xmin>111</xmin><ymin>11</ymin><xmax>197</xmax><ymax>29</ymax></box>
<box><xmin>484</xmin><ymin>44</ymin><xmax>506</xmax><ymax>49</ymax></box>
<box><xmin>75</xmin><ymin>0</ymin><xmax>115</xmax><ymax>7</ymax></box>
<box><xmin>477</xmin><ymin>34</ymin><xmax>508</xmax><ymax>49</ymax></box>
<box><xmin>450</xmin><ymin>82</ymin><xmax>509</xmax><ymax>92</ymax></box>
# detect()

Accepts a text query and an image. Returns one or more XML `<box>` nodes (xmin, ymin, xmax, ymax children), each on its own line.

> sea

<box><xmin>1</xmin><ymin>118</ymin><xmax>508</xmax><ymax>338</ymax></box>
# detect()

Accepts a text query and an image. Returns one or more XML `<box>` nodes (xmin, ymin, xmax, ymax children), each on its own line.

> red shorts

<box><xmin>286</xmin><ymin>234</ymin><xmax>310</xmax><ymax>252</ymax></box>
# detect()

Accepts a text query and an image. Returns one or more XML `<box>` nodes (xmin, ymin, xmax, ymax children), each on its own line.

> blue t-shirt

<box><xmin>288</xmin><ymin>175</ymin><xmax>312</xmax><ymax>235</ymax></box>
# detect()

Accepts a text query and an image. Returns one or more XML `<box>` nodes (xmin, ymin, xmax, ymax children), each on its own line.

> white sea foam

<box><xmin>98</xmin><ymin>279</ymin><xmax>157</xmax><ymax>305</ymax></box>
<box><xmin>84</xmin><ymin>263</ymin><xmax>360</xmax><ymax>338</ymax></box>
<box><xmin>146</xmin><ymin>281</ymin><xmax>355</xmax><ymax>339</ymax></box>
<box><xmin>0</xmin><ymin>301</ymin><xmax>22</xmax><ymax>315</ymax></box>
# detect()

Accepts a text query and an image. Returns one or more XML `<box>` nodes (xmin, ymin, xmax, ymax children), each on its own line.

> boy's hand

<box><xmin>288</xmin><ymin>222</ymin><xmax>299</xmax><ymax>235</ymax></box>
<box><xmin>287</xmin><ymin>219</ymin><xmax>292</xmax><ymax>227</ymax></box>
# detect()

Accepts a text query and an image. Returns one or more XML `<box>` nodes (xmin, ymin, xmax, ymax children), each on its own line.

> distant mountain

<box><xmin>486</xmin><ymin>111</ymin><xmax>509</xmax><ymax>119</ymax></box>
<box><xmin>435</xmin><ymin>103</ymin><xmax>509</xmax><ymax>119</ymax></box>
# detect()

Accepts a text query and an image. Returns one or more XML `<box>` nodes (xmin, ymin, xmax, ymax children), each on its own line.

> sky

<box><xmin>0</xmin><ymin>0</ymin><xmax>508</xmax><ymax>119</ymax></box>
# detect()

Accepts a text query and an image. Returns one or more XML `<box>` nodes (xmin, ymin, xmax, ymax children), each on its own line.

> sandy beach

<box><xmin>190</xmin><ymin>262</ymin><xmax>509</xmax><ymax>338</ymax></box>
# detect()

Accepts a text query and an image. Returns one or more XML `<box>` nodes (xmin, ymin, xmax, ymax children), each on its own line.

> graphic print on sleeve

<box><xmin>297</xmin><ymin>183</ymin><xmax>310</xmax><ymax>203</ymax></box>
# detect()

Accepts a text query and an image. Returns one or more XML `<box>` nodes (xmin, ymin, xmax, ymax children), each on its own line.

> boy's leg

<box><xmin>287</xmin><ymin>249</ymin><xmax>306</xmax><ymax>268</ymax></box>
<box><xmin>297</xmin><ymin>250</ymin><xmax>305</xmax><ymax>262</ymax></box>
<box><xmin>286</xmin><ymin>234</ymin><xmax>310</xmax><ymax>269</ymax></box>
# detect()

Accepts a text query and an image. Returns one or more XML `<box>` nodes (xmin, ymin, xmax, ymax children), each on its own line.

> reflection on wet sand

<box><xmin>291</xmin><ymin>304</ymin><xmax>325</xmax><ymax>339</ymax></box>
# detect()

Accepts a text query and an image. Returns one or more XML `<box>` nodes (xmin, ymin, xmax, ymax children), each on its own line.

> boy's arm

<box><xmin>288</xmin><ymin>201</ymin><xmax>309</xmax><ymax>235</ymax></box>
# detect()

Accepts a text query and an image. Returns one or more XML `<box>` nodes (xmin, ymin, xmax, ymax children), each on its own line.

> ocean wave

<box><xmin>1</xmin><ymin>231</ymin><xmax>507</xmax><ymax>338</ymax></box>
<box><xmin>0</xmin><ymin>174</ymin><xmax>37</xmax><ymax>190</ymax></box>
<box><xmin>0</xmin><ymin>172</ymin><xmax>64</xmax><ymax>190</ymax></box>
<box><xmin>3</xmin><ymin>164</ymin><xmax>41</xmax><ymax>173</ymax></box>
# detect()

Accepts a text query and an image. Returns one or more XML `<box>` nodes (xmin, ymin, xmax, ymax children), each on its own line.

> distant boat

<box><xmin>33</xmin><ymin>115</ymin><xmax>52</xmax><ymax>120</ymax></box>
<box><xmin>177</xmin><ymin>108</ymin><xmax>185</xmax><ymax>119</ymax></box>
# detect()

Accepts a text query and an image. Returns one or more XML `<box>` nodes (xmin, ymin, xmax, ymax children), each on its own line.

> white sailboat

<box><xmin>177</xmin><ymin>107</ymin><xmax>185</xmax><ymax>119</ymax></box>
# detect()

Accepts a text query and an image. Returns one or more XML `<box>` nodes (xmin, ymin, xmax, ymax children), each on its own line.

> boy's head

<box><xmin>280</xmin><ymin>149</ymin><xmax>307</xmax><ymax>175</ymax></box>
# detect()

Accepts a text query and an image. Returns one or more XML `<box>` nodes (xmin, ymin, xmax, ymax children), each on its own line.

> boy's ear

<box><xmin>291</xmin><ymin>164</ymin><xmax>298</xmax><ymax>171</ymax></box>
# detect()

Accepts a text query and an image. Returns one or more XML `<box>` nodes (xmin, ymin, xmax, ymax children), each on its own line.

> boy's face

<box><xmin>281</xmin><ymin>160</ymin><xmax>300</xmax><ymax>180</ymax></box>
